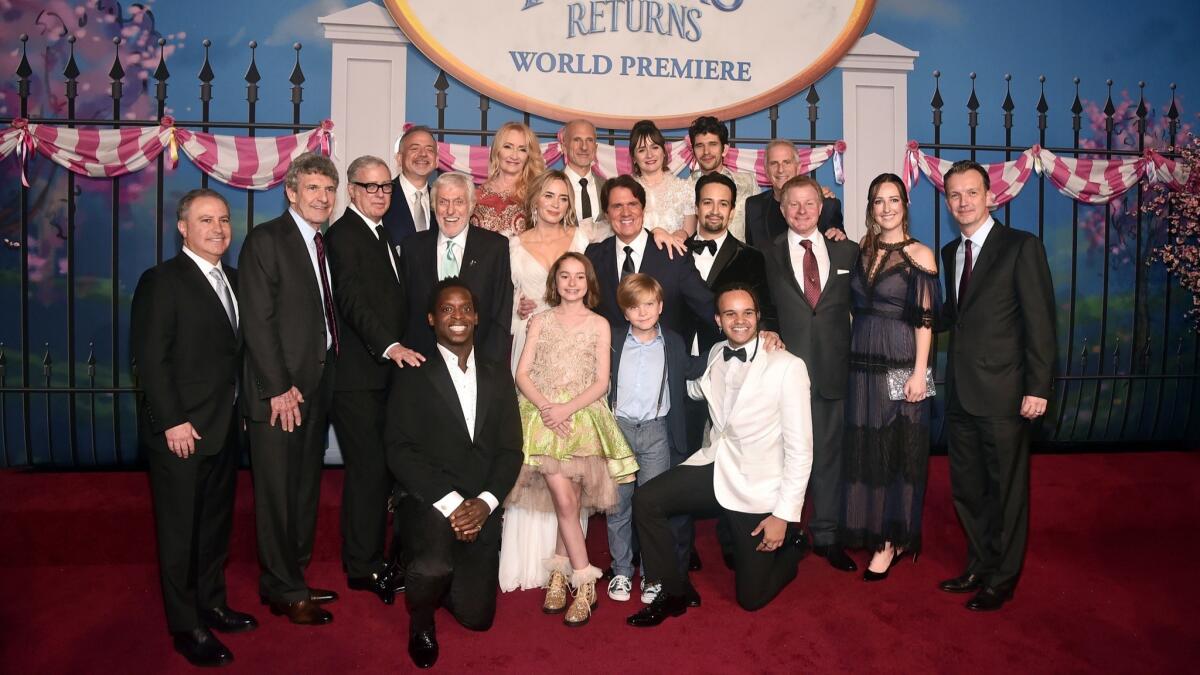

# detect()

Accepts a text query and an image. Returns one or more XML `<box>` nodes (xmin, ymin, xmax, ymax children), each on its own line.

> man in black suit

<box><xmin>382</xmin><ymin>125</ymin><xmax>438</xmax><ymax>245</ymax></box>
<box><xmin>744</xmin><ymin>140</ymin><xmax>845</xmax><ymax>250</ymax></box>
<box><xmin>387</xmin><ymin>279</ymin><xmax>523</xmax><ymax>669</ymax></box>
<box><xmin>763</xmin><ymin>175</ymin><xmax>860</xmax><ymax>573</ymax></box>
<box><xmin>585</xmin><ymin>174</ymin><xmax>715</xmax><ymax>336</ymax></box>
<box><xmin>239</xmin><ymin>152</ymin><xmax>342</xmax><ymax>625</ymax></box>
<box><xmin>132</xmin><ymin>188</ymin><xmax>256</xmax><ymax>667</ymax></box>
<box><xmin>326</xmin><ymin>155</ymin><xmax>425</xmax><ymax>605</ymax></box>
<box><xmin>401</xmin><ymin>172</ymin><xmax>512</xmax><ymax>363</ymax></box>
<box><xmin>937</xmin><ymin>160</ymin><xmax>1056</xmax><ymax>612</ymax></box>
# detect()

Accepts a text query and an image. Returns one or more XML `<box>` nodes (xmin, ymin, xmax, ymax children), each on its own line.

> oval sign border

<box><xmin>385</xmin><ymin>0</ymin><xmax>877</xmax><ymax>130</ymax></box>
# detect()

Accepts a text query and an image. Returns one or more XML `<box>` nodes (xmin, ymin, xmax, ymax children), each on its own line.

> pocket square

<box><xmin>836</xmin><ymin>269</ymin><xmax>850</xmax><ymax>275</ymax></box>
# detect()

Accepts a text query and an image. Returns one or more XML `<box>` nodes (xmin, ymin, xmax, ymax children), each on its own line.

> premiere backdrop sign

<box><xmin>386</xmin><ymin>0</ymin><xmax>876</xmax><ymax>128</ymax></box>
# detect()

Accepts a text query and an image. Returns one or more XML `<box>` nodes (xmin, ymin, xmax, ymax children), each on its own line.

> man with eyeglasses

<box><xmin>325</xmin><ymin>155</ymin><xmax>425</xmax><ymax>607</ymax></box>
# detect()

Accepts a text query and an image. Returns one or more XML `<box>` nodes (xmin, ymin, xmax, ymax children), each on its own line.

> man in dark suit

<box><xmin>132</xmin><ymin>188</ymin><xmax>256</xmax><ymax>667</ymax></box>
<box><xmin>763</xmin><ymin>175</ymin><xmax>860</xmax><ymax>573</ymax></box>
<box><xmin>401</xmin><ymin>172</ymin><xmax>512</xmax><ymax>363</ymax></box>
<box><xmin>326</xmin><ymin>155</ymin><xmax>425</xmax><ymax>605</ymax></box>
<box><xmin>937</xmin><ymin>160</ymin><xmax>1056</xmax><ymax>612</ymax></box>
<box><xmin>744</xmin><ymin>140</ymin><xmax>845</xmax><ymax>250</ymax></box>
<box><xmin>382</xmin><ymin>125</ymin><xmax>438</xmax><ymax>245</ymax></box>
<box><xmin>585</xmin><ymin>174</ymin><xmax>715</xmax><ymax>336</ymax></box>
<box><xmin>238</xmin><ymin>152</ymin><xmax>342</xmax><ymax>625</ymax></box>
<box><xmin>387</xmin><ymin>279</ymin><xmax>523</xmax><ymax>669</ymax></box>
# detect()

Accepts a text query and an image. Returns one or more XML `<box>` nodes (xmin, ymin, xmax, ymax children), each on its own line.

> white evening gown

<box><xmin>499</xmin><ymin>225</ymin><xmax>595</xmax><ymax>592</ymax></box>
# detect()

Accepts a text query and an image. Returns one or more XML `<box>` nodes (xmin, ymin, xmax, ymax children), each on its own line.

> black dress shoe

<box><xmin>626</xmin><ymin>591</ymin><xmax>688</xmax><ymax>627</ymax></box>
<box><xmin>408</xmin><ymin>628</ymin><xmax>439</xmax><ymax>669</ymax></box>
<box><xmin>199</xmin><ymin>606</ymin><xmax>258</xmax><ymax>634</ymax></box>
<box><xmin>785</xmin><ymin>529</ymin><xmax>811</xmax><ymax>558</ymax></box>
<box><xmin>385</xmin><ymin>561</ymin><xmax>406</xmax><ymax>593</ymax></box>
<box><xmin>308</xmin><ymin>587</ymin><xmax>339</xmax><ymax>604</ymax></box>
<box><xmin>171</xmin><ymin>627</ymin><xmax>233</xmax><ymax>667</ymax></box>
<box><xmin>683</xmin><ymin>583</ymin><xmax>701</xmax><ymax>608</ymax></box>
<box><xmin>348</xmin><ymin>572</ymin><xmax>396</xmax><ymax>605</ymax></box>
<box><xmin>268</xmin><ymin>599</ymin><xmax>334</xmax><ymax>625</ymax></box>
<box><xmin>812</xmin><ymin>545</ymin><xmax>858</xmax><ymax>572</ymax></box>
<box><xmin>966</xmin><ymin>587</ymin><xmax>1011</xmax><ymax>611</ymax></box>
<box><xmin>722</xmin><ymin>551</ymin><xmax>736</xmax><ymax>571</ymax></box>
<box><xmin>939</xmin><ymin>572</ymin><xmax>984</xmax><ymax>594</ymax></box>
<box><xmin>688</xmin><ymin>550</ymin><xmax>702</xmax><ymax>572</ymax></box>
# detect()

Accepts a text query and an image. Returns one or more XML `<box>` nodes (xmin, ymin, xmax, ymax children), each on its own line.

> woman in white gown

<box><xmin>630</xmin><ymin>119</ymin><xmax>697</xmax><ymax>243</ymax></box>
<box><xmin>500</xmin><ymin>169</ymin><xmax>601</xmax><ymax>591</ymax></box>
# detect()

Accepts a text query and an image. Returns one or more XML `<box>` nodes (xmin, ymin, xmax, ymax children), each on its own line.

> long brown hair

<box><xmin>544</xmin><ymin>252</ymin><xmax>600</xmax><ymax>309</ymax></box>
<box><xmin>862</xmin><ymin>172</ymin><xmax>910</xmax><ymax>254</ymax></box>
<box><xmin>524</xmin><ymin>169</ymin><xmax>579</xmax><ymax>230</ymax></box>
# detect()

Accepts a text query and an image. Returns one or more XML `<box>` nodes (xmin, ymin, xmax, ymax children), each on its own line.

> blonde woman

<box><xmin>472</xmin><ymin>121</ymin><xmax>546</xmax><ymax>237</ymax></box>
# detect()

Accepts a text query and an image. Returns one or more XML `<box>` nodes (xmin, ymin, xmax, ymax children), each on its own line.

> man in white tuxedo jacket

<box><xmin>627</xmin><ymin>285</ymin><xmax>813</xmax><ymax>627</ymax></box>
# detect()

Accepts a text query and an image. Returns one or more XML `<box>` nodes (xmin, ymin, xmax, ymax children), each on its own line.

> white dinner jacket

<box><xmin>684</xmin><ymin>340</ymin><xmax>814</xmax><ymax>522</ymax></box>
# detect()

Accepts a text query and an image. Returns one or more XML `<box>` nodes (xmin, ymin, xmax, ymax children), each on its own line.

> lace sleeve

<box><xmin>902</xmin><ymin>267</ymin><xmax>943</xmax><ymax>329</ymax></box>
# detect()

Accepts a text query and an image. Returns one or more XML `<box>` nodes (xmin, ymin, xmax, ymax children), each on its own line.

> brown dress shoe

<box><xmin>269</xmin><ymin>599</ymin><xmax>333</xmax><ymax>625</ymax></box>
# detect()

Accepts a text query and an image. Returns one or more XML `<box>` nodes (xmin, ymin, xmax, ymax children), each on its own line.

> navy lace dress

<box><xmin>841</xmin><ymin>240</ymin><xmax>942</xmax><ymax>553</ymax></box>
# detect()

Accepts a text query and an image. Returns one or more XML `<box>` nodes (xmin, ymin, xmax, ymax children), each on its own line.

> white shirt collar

<box><xmin>347</xmin><ymin>203</ymin><xmax>383</xmax><ymax>231</ymax></box>
<box><xmin>438</xmin><ymin>225</ymin><xmax>469</xmax><ymax>250</ymax></box>
<box><xmin>787</xmin><ymin>227</ymin><xmax>823</xmax><ymax>248</ymax></box>
<box><xmin>564</xmin><ymin>164</ymin><xmax>595</xmax><ymax>184</ymax></box>
<box><xmin>615</xmin><ymin>228</ymin><xmax>649</xmax><ymax>258</ymax></box>
<box><xmin>694</xmin><ymin>230</ymin><xmax>729</xmax><ymax>255</ymax></box>
<box><xmin>964</xmin><ymin>216</ymin><xmax>996</xmax><ymax>248</ymax></box>
<box><xmin>398</xmin><ymin>173</ymin><xmax>429</xmax><ymax>201</ymax></box>
<box><xmin>288</xmin><ymin>207</ymin><xmax>321</xmax><ymax>238</ymax></box>
<box><xmin>180</xmin><ymin>244</ymin><xmax>224</xmax><ymax>278</ymax></box>
<box><xmin>436</xmin><ymin>342</ymin><xmax>475</xmax><ymax>373</ymax></box>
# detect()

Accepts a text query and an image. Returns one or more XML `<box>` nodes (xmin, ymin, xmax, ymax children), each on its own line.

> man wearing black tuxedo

<box><xmin>763</xmin><ymin>175</ymin><xmax>860</xmax><ymax>573</ymax></box>
<box><xmin>744</xmin><ymin>140</ymin><xmax>845</xmax><ymax>250</ymax></box>
<box><xmin>938</xmin><ymin>160</ymin><xmax>1055</xmax><ymax>612</ymax></box>
<box><xmin>382</xmin><ymin>125</ymin><xmax>438</xmax><ymax>245</ymax></box>
<box><xmin>239</xmin><ymin>152</ymin><xmax>342</xmax><ymax>625</ymax></box>
<box><xmin>132</xmin><ymin>189</ymin><xmax>256</xmax><ymax>667</ymax></box>
<box><xmin>401</xmin><ymin>172</ymin><xmax>512</xmax><ymax>363</ymax></box>
<box><xmin>584</xmin><ymin>174</ymin><xmax>715</xmax><ymax>336</ymax></box>
<box><xmin>326</xmin><ymin>155</ymin><xmax>425</xmax><ymax>605</ymax></box>
<box><xmin>387</xmin><ymin>279</ymin><xmax>523</xmax><ymax>669</ymax></box>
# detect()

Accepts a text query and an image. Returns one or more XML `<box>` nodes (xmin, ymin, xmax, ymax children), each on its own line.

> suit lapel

<box><xmin>728</xmin><ymin>344</ymin><xmax>769</xmax><ymax>422</ymax></box>
<box><xmin>814</xmin><ymin>241</ymin><xmax>849</xmax><ymax>310</ymax></box>
<box><xmin>175</xmin><ymin>254</ymin><xmax>237</xmax><ymax>339</ymax></box>
<box><xmin>707</xmin><ymin>237</ymin><xmax>737</xmax><ymax>286</ymax></box>
<box><xmin>459</xmin><ymin>229</ymin><xmax>482</xmax><ymax>281</ymax></box>
<box><xmin>942</xmin><ymin>239</ymin><xmax>960</xmax><ymax>309</ymax></box>
<box><xmin>282</xmin><ymin>215</ymin><xmax>324</xmax><ymax>305</ymax></box>
<box><xmin>699</xmin><ymin>347</ymin><xmax>724</xmax><ymax>427</ymax></box>
<box><xmin>427</xmin><ymin>355</ymin><xmax>471</xmax><ymax>439</ymax></box>
<box><xmin>774</xmin><ymin>237</ymin><xmax>812</xmax><ymax>310</ymax></box>
<box><xmin>473</xmin><ymin>357</ymin><xmax>491</xmax><ymax>441</ymax></box>
<box><xmin>960</xmin><ymin>223</ymin><xmax>1006</xmax><ymax>311</ymax></box>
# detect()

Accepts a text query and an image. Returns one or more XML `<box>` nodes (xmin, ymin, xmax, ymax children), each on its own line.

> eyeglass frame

<box><xmin>351</xmin><ymin>181</ymin><xmax>395</xmax><ymax>194</ymax></box>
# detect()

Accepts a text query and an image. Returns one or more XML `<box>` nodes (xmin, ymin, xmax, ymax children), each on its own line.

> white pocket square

<box><xmin>836</xmin><ymin>269</ymin><xmax>850</xmax><ymax>275</ymax></box>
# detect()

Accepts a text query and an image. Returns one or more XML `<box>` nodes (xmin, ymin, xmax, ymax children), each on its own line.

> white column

<box><xmin>319</xmin><ymin>2</ymin><xmax>410</xmax><ymax>220</ymax></box>
<box><xmin>837</xmin><ymin>34</ymin><xmax>919</xmax><ymax>242</ymax></box>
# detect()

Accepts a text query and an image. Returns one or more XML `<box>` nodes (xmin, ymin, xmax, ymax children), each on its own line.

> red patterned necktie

<box><xmin>800</xmin><ymin>239</ymin><xmax>821</xmax><ymax>307</ymax></box>
<box><xmin>313</xmin><ymin>232</ymin><xmax>340</xmax><ymax>355</ymax></box>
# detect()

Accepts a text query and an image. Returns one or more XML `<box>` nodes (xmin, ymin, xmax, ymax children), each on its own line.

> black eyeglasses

<box><xmin>352</xmin><ymin>181</ymin><xmax>394</xmax><ymax>194</ymax></box>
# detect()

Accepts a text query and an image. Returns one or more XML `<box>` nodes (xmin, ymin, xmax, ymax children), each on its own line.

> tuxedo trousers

<box><xmin>634</xmin><ymin>463</ymin><xmax>804</xmax><ymax>611</ymax></box>
<box><xmin>248</xmin><ymin>356</ymin><xmax>334</xmax><ymax>603</ymax></box>
<box><xmin>945</xmin><ymin>394</ymin><xmax>1031</xmax><ymax>593</ymax></box>
<box><xmin>399</xmin><ymin>496</ymin><xmax>502</xmax><ymax>633</ymax></box>
<box><xmin>807</xmin><ymin>393</ymin><xmax>846</xmax><ymax>546</ymax></box>
<box><xmin>147</xmin><ymin>418</ymin><xmax>239</xmax><ymax>631</ymax></box>
<box><xmin>331</xmin><ymin>388</ymin><xmax>393</xmax><ymax>578</ymax></box>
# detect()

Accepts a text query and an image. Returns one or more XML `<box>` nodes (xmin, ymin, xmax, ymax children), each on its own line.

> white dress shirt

<box><xmin>181</xmin><ymin>244</ymin><xmax>240</xmax><ymax>326</ymax></box>
<box><xmin>614</xmin><ymin>228</ymin><xmax>650</xmax><ymax>279</ymax></box>
<box><xmin>430</xmin><ymin>343</ymin><xmax>500</xmax><ymax>517</ymax></box>
<box><xmin>398</xmin><ymin>174</ymin><xmax>432</xmax><ymax>232</ymax></box>
<box><xmin>956</xmin><ymin>216</ymin><xmax>996</xmax><ymax>293</ymax></box>
<box><xmin>691</xmin><ymin>230</ymin><xmax>729</xmax><ymax>282</ymax></box>
<box><xmin>710</xmin><ymin>336</ymin><xmax>757</xmax><ymax>423</ymax></box>
<box><xmin>787</xmin><ymin>227</ymin><xmax>830</xmax><ymax>292</ymax></box>
<box><xmin>288</xmin><ymin>208</ymin><xmax>334</xmax><ymax>350</ymax></box>
<box><xmin>437</xmin><ymin>227</ymin><xmax>470</xmax><ymax>280</ymax></box>
<box><xmin>348</xmin><ymin>203</ymin><xmax>402</xmax><ymax>360</ymax></box>
<box><xmin>564</xmin><ymin>165</ymin><xmax>600</xmax><ymax>224</ymax></box>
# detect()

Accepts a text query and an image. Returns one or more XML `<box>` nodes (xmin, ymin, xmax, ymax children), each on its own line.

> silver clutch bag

<box><xmin>886</xmin><ymin>367</ymin><xmax>936</xmax><ymax>401</ymax></box>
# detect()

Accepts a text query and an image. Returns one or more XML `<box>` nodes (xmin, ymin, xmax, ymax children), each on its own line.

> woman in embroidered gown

<box><xmin>629</xmin><ymin>119</ymin><xmax>696</xmax><ymax>243</ymax></box>
<box><xmin>499</xmin><ymin>170</ymin><xmax>599</xmax><ymax>593</ymax></box>
<box><xmin>841</xmin><ymin>173</ymin><xmax>943</xmax><ymax>581</ymax></box>
<box><xmin>472</xmin><ymin>121</ymin><xmax>546</xmax><ymax>237</ymax></box>
<box><xmin>506</xmin><ymin>252</ymin><xmax>638</xmax><ymax>626</ymax></box>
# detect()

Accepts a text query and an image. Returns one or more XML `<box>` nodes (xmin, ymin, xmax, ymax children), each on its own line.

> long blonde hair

<box><xmin>487</xmin><ymin>121</ymin><xmax>546</xmax><ymax>201</ymax></box>
<box><xmin>524</xmin><ymin>169</ymin><xmax>579</xmax><ymax>230</ymax></box>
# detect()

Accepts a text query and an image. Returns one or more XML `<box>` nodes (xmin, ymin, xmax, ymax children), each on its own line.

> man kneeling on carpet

<box><xmin>627</xmin><ymin>284</ymin><xmax>814</xmax><ymax>626</ymax></box>
<box><xmin>386</xmin><ymin>279</ymin><xmax>524</xmax><ymax>668</ymax></box>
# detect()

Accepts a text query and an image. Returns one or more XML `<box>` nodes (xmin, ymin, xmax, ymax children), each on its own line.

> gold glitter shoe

<box><xmin>542</xmin><ymin>556</ymin><xmax>570</xmax><ymax>615</ymax></box>
<box><xmin>564</xmin><ymin>566</ymin><xmax>601</xmax><ymax>627</ymax></box>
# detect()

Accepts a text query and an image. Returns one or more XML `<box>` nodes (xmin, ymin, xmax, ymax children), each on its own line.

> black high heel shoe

<box><xmin>862</xmin><ymin>548</ymin><xmax>917</xmax><ymax>582</ymax></box>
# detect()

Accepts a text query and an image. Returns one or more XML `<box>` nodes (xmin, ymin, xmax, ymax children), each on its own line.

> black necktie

<box><xmin>375</xmin><ymin>225</ymin><xmax>401</xmax><ymax>280</ymax></box>
<box><xmin>687</xmin><ymin>238</ymin><xmax>717</xmax><ymax>255</ymax></box>
<box><xmin>621</xmin><ymin>245</ymin><xmax>635</xmax><ymax>279</ymax></box>
<box><xmin>959</xmin><ymin>239</ymin><xmax>973</xmax><ymax>308</ymax></box>
<box><xmin>579</xmin><ymin>177</ymin><xmax>592</xmax><ymax>220</ymax></box>
<box><xmin>723</xmin><ymin>346</ymin><xmax>747</xmax><ymax>362</ymax></box>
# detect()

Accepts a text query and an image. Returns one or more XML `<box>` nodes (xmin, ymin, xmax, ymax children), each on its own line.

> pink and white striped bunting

<box><xmin>0</xmin><ymin>117</ymin><xmax>335</xmax><ymax>190</ymax></box>
<box><xmin>903</xmin><ymin>140</ymin><xmax>1190</xmax><ymax>206</ymax></box>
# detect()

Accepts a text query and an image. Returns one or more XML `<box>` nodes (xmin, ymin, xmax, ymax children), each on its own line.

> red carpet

<box><xmin>2</xmin><ymin>453</ymin><xmax>1198</xmax><ymax>673</ymax></box>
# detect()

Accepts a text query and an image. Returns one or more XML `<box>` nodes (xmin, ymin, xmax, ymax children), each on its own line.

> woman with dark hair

<box><xmin>506</xmin><ymin>252</ymin><xmax>638</xmax><ymax>626</ymax></box>
<box><xmin>841</xmin><ymin>173</ymin><xmax>942</xmax><ymax>581</ymax></box>
<box><xmin>629</xmin><ymin>119</ymin><xmax>697</xmax><ymax>242</ymax></box>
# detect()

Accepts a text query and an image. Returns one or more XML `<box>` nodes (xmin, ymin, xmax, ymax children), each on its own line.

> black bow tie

<box><xmin>687</xmin><ymin>238</ymin><xmax>717</xmax><ymax>255</ymax></box>
<box><xmin>723</xmin><ymin>346</ymin><xmax>747</xmax><ymax>362</ymax></box>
